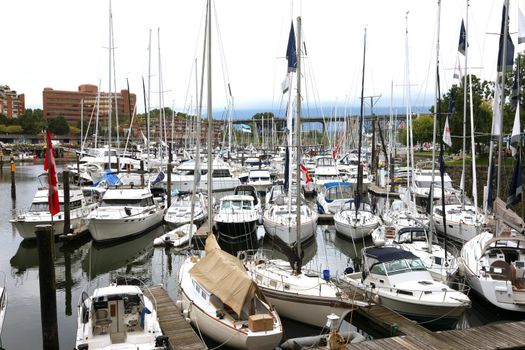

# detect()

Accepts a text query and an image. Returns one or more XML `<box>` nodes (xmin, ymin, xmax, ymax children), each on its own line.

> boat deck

<box><xmin>143</xmin><ymin>285</ymin><xmax>207</xmax><ymax>350</ymax></box>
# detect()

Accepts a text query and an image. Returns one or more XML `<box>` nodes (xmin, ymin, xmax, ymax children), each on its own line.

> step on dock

<box><xmin>143</xmin><ymin>285</ymin><xmax>207</xmax><ymax>350</ymax></box>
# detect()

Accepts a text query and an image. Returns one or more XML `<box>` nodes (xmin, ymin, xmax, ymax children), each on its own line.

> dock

<box><xmin>368</xmin><ymin>183</ymin><xmax>400</xmax><ymax>198</ymax></box>
<box><xmin>347</xmin><ymin>320</ymin><xmax>525</xmax><ymax>349</ymax></box>
<box><xmin>338</xmin><ymin>283</ymin><xmax>525</xmax><ymax>349</ymax></box>
<box><xmin>143</xmin><ymin>285</ymin><xmax>207</xmax><ymax>350</ymax></box>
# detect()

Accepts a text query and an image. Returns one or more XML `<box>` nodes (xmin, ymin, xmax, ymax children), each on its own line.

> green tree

<box><xmin>48</xmin><ymin>116</ymin><xmax>70</xmax><ymax>135</ymax></box>
<box><xmin>399</xmin><ymin>114</ymin><xmax>434</xmax><ymax>146</ymax></box>
<box><xmin>19</xmin><ymin>109</ymin><xmax>46</xmax><ymax>134</ymax></box>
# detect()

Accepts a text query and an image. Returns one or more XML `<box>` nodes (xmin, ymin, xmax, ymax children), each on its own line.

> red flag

<box><xmin>44</xmin><ymin>130</ymin><xmax>60</xmax><ymax>216</ymax></box>
<box><xmin>332</xmin><ymin>131</ymin><xmax>345</xmax><ymax>159</ymax></box>
<box><xmin>300</xmin><ymin>163</ymin><xmax>312</xmax><ymax>184</ymax></box>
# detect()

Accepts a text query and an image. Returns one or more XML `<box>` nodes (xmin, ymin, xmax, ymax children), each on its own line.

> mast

<box><xmin>429</xmin><ymin>0</ymin><xmax>441</xmax><ymax>253</ymax></box>
<box><xmin>356</xmin><ymin>26</ymin><xmax>367</xmax><ymax>215</ymax></box>
<box><xmin>295</xmin><ymin>16</ymin><xmax>302</xmax><ymax>267</ymax></box>
<box><xmin>206</xmin><ymin>0</ymin><xmax>213</xmax><ymax>234</ymax></box>
<box><xmin>107</xmin><ymin>0</ymin><xmax>113</xmax><ymax>170</ymax></box>
<box><xmin>461</xmin><ymin>1</ymin><xmax>469</xmax><ymax>208</ymax></box>
<box><xmin>147</xmin><ymin>29</ymin><xmax>152</xmax><ymax>171</ymax></box>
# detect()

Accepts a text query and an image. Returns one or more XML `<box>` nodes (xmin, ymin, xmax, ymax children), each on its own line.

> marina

<box><xmin>1</xmin><ymin>0</ymin><xmax>525</xmax><ymax>349</ymax></box>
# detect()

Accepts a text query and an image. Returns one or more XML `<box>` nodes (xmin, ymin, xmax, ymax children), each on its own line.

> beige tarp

<box><xmin>494</xmin><ymin>198</ymin><xmax>525</xmax><ymax>231</ymax></box>
<box><xmin>190</xmin><ymin>234</ymin><xmax>257</xmax><ymax>316</ymax></box>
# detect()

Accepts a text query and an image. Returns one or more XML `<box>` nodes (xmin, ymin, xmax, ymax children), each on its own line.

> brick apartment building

<box><xmin>42</xmin><ymin>84</ymin><xmax>136</xmax><ymax>125</ymax></box>
<box><xmin>0</xmin><ymin>85</ymin><xmax>25</xmax><ymax>118</ymax></box>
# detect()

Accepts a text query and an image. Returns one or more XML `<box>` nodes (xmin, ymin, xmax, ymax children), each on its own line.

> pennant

<box><xmin>511</xmin><ymin>100</ymin><xmax>521</xmax><ymax>157</ymax></box>
<box><xmin>519</xmin><ymin>2</ymin><xmax>525</xmax><ymax>44</ymax></box>
<box><xmin>286</xmin><ymin>22</ymin><xmax>297</xmax><ymax>73</ymax></box>
<box><xmin>151</xmin><ymin>170</ymin><xmax>165</xmax><ymax>186</ymax></box>
<box><xmin>511</xmin><ymin>61</ymin><xmax>520</xmax><ymax>111</ymax></box>
<box><xmin>507</xmin><ymin>157</ymin><xmax>523</xmax><ymax>207</ymax></box>
<box><xmin>332</xmin><ymin>132</ymin><xmax>345</xmax><ymax>159</ymax></box>
<box><xmin>497</xmin><ymin>4</ymin><xmax>515</xmax><ymax>73</ymax></box>
<box><xmin>458</xmin><ymin>19</ymin><xmax>467</xmax><ymax>55</ymax></box>
<box><xmin>492</xmin><ymin>84</ymin><xmax>502</xmax><ymax>136</ymax></box>
<box><xmin>44</xmin><ymin>129</ymin><xmax>60</xmax><ymax>216</ymax></box>
<box><xmin>443</xmin><ymin>116</ymin><xmax>452</xmax><ymax>147</ymax></box>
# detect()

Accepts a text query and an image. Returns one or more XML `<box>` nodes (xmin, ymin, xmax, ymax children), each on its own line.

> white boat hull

<box><xmin>89</xmin><ymin>210</ymin><xmax>164</xmax><ymax>243</ymax></box>
<box><xmin>263</xmin><ymin>215</ymin><xmax>317</xmax><ymax>248</ymax></box>
<box><xmin>334</xmin><ymin>211</ymin><xmax>378</xmax><ymax>240</ymax></box>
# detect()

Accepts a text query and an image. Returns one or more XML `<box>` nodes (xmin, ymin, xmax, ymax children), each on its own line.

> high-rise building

<box><xmin>0</xmin><ymin>85</ymin><xmax>25</xmax><ymax>118</ymax></box>
<box><xmin>43</xmin><ymin>84</ymin><xmax>136</xmax><ymax>125</ymax></box>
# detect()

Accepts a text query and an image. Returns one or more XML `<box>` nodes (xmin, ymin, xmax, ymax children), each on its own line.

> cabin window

<box><xmin>370</xmin><ymin>263</ymin><xmax>387</xmax><ymax>275</ymax></box>
<box><xmin>212</xmin><ymin>169</ymin><xmax>231</xmax><ymax>178</ymax></box>
<box><xmin>70</xmin><ymin>200</ymin><xmax>82</xmax><ymax>210</ymax></box>
<box><xmin>102</xmin><ymin>199</ymin><xmax>142</xmax><ymax>207</ymax></box>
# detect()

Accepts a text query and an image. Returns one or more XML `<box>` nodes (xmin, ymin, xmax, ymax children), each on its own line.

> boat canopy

<box><xmin>364</xmin><ymin>246</ymin><xmax>417</xmax><ymax>263</ymax></box>
<box><xmin>323</xmin><ymin>182</ymin><xmax>352</xmax><ymax>189</ymax></box>
<box><xmin>190</xmin><ymin>234</ymin><xmax>262</xmax><ymax>316</ymax></box>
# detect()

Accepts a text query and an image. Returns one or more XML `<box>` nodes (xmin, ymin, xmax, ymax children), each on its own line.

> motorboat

<box><xmin>246</xmin><ymin>169</ymin><xmax>273</xmax><ymax>195</ymax></box>
<box><xmin>178</xmin><ymin>235</ymin><xmax>283</xmax><ymax>350</ymax></box>
<box><xmin>333</xmin><ymin>201</ymin><xmax>379</xmax><ymax>240</ymax></box>
<box><xmin>214</xmin><ymin>194</ymin><xmax>260</xmax><ymax>251</ymax></box>
<box><xmin>163</xmin><ymin>193</ymin><xmax>207</xmax><ymax>228</ymax></box>
<box><xmin>153</xmin><ymin>224</ymin><xmax>196</xmax><ymax>248</ymax></box>
<box><xmin>11</xmin><ymin>174</ymin><xmax>100</xmax><ymax>239</ymax></box>
<box><xmin>316</xmin><ymin>181</ymin><xmax>354</xmax><ymax>215</ymax></box>
<box><xmin>170</xmin><ymin>159</ymin><xmax>241</xmax><ymax>193</ymax></box>
<box><xmin>461</xmin><ymin>230</ymin><xmax>525</xmax><ymax>312</ymax></box>
<box><xmin>88</xmin><ymin>185</ymin><xmax>165</xmax><ymax>243</ymax></box>
<box><xmin>75</xmin><ymin>283</ymin><xmax>168</xmax><ymax>350</ymax></box>
<box><xmin>313</xmin><ymin>156</ymin><xmax>342</xmax><ymax>193</ymax></box>
<box><xmin>343</xmin><ymin>246</ymin><xmax>471</xmax><ymax>329</ymax></box>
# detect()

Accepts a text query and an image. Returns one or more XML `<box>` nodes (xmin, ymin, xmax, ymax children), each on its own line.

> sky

<box><xmin>1</xmin><ymin>0</ymin><xmax>521</xmax><ymax>118</ymax></box>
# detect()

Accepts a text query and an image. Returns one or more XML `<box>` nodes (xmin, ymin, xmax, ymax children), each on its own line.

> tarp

<box><xmin>190</xmin><ymin>234</ymin><xmax>258</xmax><ymax>316</ymax></box>
<box><xmin>92</xmin><ymin>169</ymin><xmax>122</xmax><ymax>187</ymax></box>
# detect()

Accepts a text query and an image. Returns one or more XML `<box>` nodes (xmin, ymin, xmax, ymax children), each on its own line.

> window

<box><xmin>370</xmin><ymin>263</ymin><xmax>387</xmax><ymax>275</ymax></box>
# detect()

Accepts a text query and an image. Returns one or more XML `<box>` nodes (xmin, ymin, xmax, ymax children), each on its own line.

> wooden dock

<box><xmin>347</xmin><ymin>320</ymin><xmax>525</xmax><ymax>349</ymax></box>
<box><xmin>143</xmin><ymin>285</ymin><xmax>207</xmax><ymax>350</ymax></box>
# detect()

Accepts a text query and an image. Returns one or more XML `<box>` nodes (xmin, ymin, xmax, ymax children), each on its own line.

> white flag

<box><xmin>491</xmin><ymin>84</ymin><xmax>502</xmax><ymax>136</ymax></box>
<box><xmin>511</xmin><ymin>100</ymin><xmax>521</xmax><ymax>156</ymax></box>
<box><xmin>519</xmin><ymin>1</ymin><xmax>525</xmax><ymax>44</ymax></box>
<box><xmin>443</xmin><ymin>116</ymin><xmax>452</xmax><ymax>147</ymax></box>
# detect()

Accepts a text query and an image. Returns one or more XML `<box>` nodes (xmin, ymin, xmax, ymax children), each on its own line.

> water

<box><xmin>0</xmin><ymin>162</ymin><xmax>521</xmax><ymax>349</ymax></box>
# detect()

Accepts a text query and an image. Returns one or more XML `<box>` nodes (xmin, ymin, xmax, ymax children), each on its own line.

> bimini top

<box><xmin>323</xmin><ymin>181</ymin><xmax>352</xmax><ymax>189</ymax></box>
<box><xmin>364</xmin><ymin>246</ymin><xmax>417</xmax><ymax>263</ymax></box>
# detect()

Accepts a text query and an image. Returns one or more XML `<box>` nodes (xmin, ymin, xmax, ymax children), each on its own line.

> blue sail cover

<box><xmin>364</xmin><ymin>247</ymin><xmax>417</xmax><ymax>263</ymax></box>
<box><xmin>92</xmin><ymin>169</ymin><xmax>122</xmax><ymax>187</ymax></box>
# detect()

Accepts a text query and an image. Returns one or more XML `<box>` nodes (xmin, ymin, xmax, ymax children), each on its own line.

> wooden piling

<box><xmin>35</xmin><ymin>225</ymin><xmax>59</xmax><ymax>349</ymax></box>
<box><xmin>10</xmin><ymin>158</ymin><xmax>16</xmax><ymax>199</ymax></box>
<box><xmin>63</xmin><ymin>170</ymin><xmax>70</xmax><ymax>235</ymax></box>
<box><xmin>167</xmin><ymin>144</ymin><xmax>172</xmax><ymax>208</ymax></box>
<box><xmin>140</xmin><ymin>160</ymin><xmax>145</xmax><ymax>187</ymax></box>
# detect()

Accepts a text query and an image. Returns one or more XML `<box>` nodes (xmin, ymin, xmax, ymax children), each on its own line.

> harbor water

<box><xmin>1</xmin><ymin>161</ymin><xmax>524</xmax><ymax>349</ymax></box>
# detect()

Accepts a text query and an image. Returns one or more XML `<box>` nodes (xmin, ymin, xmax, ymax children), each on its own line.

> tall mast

<box><xmin>206</xmin><ymin>0</ymin><xmax>213</xmax><ymax>233</ymax></box>
<box><xmin>461</xmin><ymin>1</ymin><xmax>469</xmax><ymax>208</ymax></box>
<box><xmin>295</xmin><ymin>16</ymin><xmax>302</xmax><ymax>265</ymax></box>
<box><xmin>356</xmin><ymin>26</ymin><xmax>367</xmax><ymax>215</ymax></box>
<box><xmin>147</xmin><ymin>29</ymin><xmax>152</xmax><ymax>170</ymax></box>
<box><xmin>158</xmin><ymin>27</ymin><xmax>164</xmax><ymax>163</ymax></box>
<box><xmin>107</xmin><ymin>0</ymin><xmax>113</xmax><ymax>170</ymax></box>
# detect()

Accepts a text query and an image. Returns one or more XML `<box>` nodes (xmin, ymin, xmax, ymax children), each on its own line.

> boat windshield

<box><xmin>327</xmin><ymin>186</ymin><xmax>353</xmax><ymax>200</ymax></box>
<box><xmin>101</xmin><ymin>197</ymin><xmax>154</xmax><ymax>207</ymax></box>
<box><xmin>380</xmin><ymin>258</ymin><xmax>427</xmax><ymax>275</ymax></box>
<box><xmin>220</xmin><ymin>200</ymin><xmax>253</xmax><ymax>211</ymax></box>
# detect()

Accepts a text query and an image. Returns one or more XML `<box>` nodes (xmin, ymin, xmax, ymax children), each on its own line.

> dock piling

<box><xmin>10</xmin><ymin>158</ymin><xmax>16</xmax><ymax>199</ymax></box>
<box><xmin>63</xmin><ymin>170</ymin><xmax>70</xmax><ymax>235</ymax></box>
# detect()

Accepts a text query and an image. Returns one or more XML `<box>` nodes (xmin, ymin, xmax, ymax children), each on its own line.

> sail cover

<box><xmin>190</xmin><ymin>234</ymin><xmax>258</xmax><ymax>316</ymax></box>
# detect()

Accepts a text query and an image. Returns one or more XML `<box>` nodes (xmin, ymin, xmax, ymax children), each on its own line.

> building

<box><xmin>43</xmin><ymin>84</ymin><xmax>136</xmax><ymax>125</ymax></box>
<box><xmin>0</xmin><ymin>85</ymin><xmax>25</xmax><ymax>118</ymax></box>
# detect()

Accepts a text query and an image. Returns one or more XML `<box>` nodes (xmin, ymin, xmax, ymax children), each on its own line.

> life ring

<box><xmin>237</xmin><ymin>251</ymin><xmax>247</xmax><ymax>262</ymax></box>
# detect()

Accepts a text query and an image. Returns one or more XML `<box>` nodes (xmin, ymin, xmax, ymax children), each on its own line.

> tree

<box><xmin>399</xmin><ymin>114</ymin><xmax>434</xmax><ymax>146</ymax></box>
<box><xmin>47</xmin><ymin>116</ymin><xmax>70</xmax><ymax>135</ymax></box>
<box><xmin>18</xmin><ymin>109</ymin><xmax>46</xmax><ymax>134</ymax></box>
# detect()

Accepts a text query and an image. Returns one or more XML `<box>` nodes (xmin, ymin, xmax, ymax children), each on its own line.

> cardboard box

<box><xmin>248</xmin><ymin>314</ymin><xmax>274</xmax><ymax>332</ymax></box>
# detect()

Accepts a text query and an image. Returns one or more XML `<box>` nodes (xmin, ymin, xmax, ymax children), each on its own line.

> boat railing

<box><xmin>361</xmin><ymin>282</ymin><xmax>471</xmax><ymax>303</ymax></box>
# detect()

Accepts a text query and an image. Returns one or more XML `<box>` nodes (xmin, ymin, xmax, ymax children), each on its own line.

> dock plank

<box><xmin>143</xmin><ymin>285</ymin><xmax>207</xmax><ymax>350</ymax></box>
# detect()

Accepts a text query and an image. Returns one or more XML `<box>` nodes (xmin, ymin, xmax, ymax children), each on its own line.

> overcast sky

<box><xmin>1</xmin><ymin>0</ymin><xmax>520</xmax><ymax>116</ymax></box>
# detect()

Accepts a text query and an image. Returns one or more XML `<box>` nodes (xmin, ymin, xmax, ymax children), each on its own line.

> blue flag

<box><xmin>458</xmin><ymin>20</ymin><xmax>467</xmax><ymax>55</ymax></box>
<box><xmin>151</xmin><ymin>170</ymin><xmax>165</xmax><ymax>186</ymax></box>
<box><xmin>497</xmin><ymin>4</ymin><xmax>515</xmax><ymax>73</ymax></box>
<box><xmin>286</xmin><ymin>22</ymin><xmax>297</xmax><ymax>73</ymax></box>
<box><xmin>507</xmin><ymin>157</ymin><xmax>523</xmax><ymax>207</ymax></box>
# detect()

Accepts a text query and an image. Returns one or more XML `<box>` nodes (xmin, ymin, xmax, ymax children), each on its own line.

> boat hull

<box><xmin>89</xmin><ymin>210</ymin><xmax>164</xmax><ymax>243</ymax></box>
<box><xmin>263</xmin><ymin>217</ymin><xmax>317</xmax><ymax>248</ymax></box>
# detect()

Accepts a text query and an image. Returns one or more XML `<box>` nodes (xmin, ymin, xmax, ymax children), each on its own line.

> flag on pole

<box><xmin>332</xmin><ymin>131</ymin><xmax>345</xmax><ymax>159</ymax></box>
<box><xmin>44</xmin><ymin>129</ymin><xmax>60</xmax><ymax>216</ymax></box>
<box><xmin>453</xmin><ymin>54</ymin><xmax>463</xmax><ymax>81</ymax></box>
<box><xmin>497</xmin><ymin>4</ymin><xmax>515</xmax><ymax>73</ymax></box>
<box><xmin>511</xmin><ymin>61</ymin><xmax>520</xmax><ymax>111</ymax></box>
<box><xmin>458</xmin><ymin>19</ymin><xmax>467</xmax><ymax>55</ymax></box>
<box><xmin>511</xmin><ymin>87</ymin><xmax>521</xmax><ymax>157</ymax></box>
<box><xmin>443</xmin><ymin>116</ymin><xmax>452</xmax><ymax>147</ymax></box>
<box><xmin>241</xmin><ymin>124</ymin><xmax>252</xmax><ymax>133</ymax></box>
<box><xmin>519</xmin><ymin>2</ymin><xmax>525</xmax><ymax>44</ymax></box>
<box><xmin>299</xmin><ymin>162</ymin><xmax>312</xmax><ymax>184</ymax></box>
<box><xmin>492</xmin><ymin>84</ymin><xmax>502</xmax><ymax>136</ymax></box>
<box><xmin>507</xmin><ymin>157</ymin><xmax>523</xmax><ymax>207</ymax></box>
<box><xmin>286</xmin><ymin>22</ymin><xmax>297</xmax><ymax>73</ymax></box>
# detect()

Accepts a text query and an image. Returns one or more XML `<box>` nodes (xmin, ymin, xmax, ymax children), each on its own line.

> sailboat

<box><xmin>262</xmin><ymin>19</ymin><xmax>317</xmax><ymax>250</ymax></box>
<box><xmin>461</xmin><ymin>1</ymin><xmax>525</xmax><ymax>312</ymax></box>
<box><xmin>177</xmin><ymin>2</ymin><xmax>282</xmax><ymax>349</ymax></box>
<box><xmin>333</xmin><ymin>28</ymin><xmax>380</xmax><ymax>241</ymax></box>
<box><xmin>243</xmin><ymin>18</ymin><xmax>360</xmax><ymax>329</ymax></box>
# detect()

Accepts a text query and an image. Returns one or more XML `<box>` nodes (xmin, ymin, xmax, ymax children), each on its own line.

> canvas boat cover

<box><xmin>190</xmin><ymin>234</ymin><xmax>260</xmax><ymax>316</ymax></box>
<box><xmin>364</xmin><ymin>246</ymin><xmax>417</xmax><ymax>263</ymax></box>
